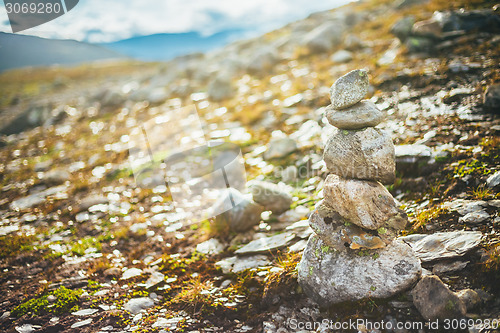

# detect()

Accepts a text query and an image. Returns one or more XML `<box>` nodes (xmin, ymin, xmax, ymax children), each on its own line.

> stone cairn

<box><xmin>297</xmin><ymin>69</ymin><xmax>422</xmax><ymax>305</ymax></box>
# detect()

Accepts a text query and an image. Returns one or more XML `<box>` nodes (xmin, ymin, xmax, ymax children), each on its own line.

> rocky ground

<box><xmin>0</xmin><ymin>0</ymin><xmax>499</xmax><ymax>332</ymax></box>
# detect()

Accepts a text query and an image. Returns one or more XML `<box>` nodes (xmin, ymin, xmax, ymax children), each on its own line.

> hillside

<box><xmin>0</xmin><ymin>0</ymin><xmax>499</xmax><ymax>332</ymax></box>
<box><xmin>0</xmin><ymin>32</ymin><xmax>126</xmax><ymax>72</ymax></box>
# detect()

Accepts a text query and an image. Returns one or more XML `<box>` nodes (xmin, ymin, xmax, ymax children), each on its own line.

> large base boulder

<box><xmin>297</xmin><ymin>236</ymin><xmax>421</xmax><ymax>305</ymax></box>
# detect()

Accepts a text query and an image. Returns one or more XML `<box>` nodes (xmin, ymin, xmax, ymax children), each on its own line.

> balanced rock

<box><xmin>323</xmin><ymin>175</ymin><xmax>407</xmax><ymax>230</ymax></box>
<box><xmin>323</xmin><ymin>127</ymin><xmax>395</xmax><ymax>184</ymax></box>
<box><xmin>297</xmin><ymin>236</ymin><xmax>421</xmax><ymax>304</ymax></box>
<box><xmin>330</xmin><ymin>69</ymin><xmax>369</xmax><ymax>109</ymax></box>
<box><xmin>310</xmin><ymin>202</ymin><xmax>395</xmax><ymax>250</ymax></box>
<box><xmin>325</xmin><ymin>101</ymin><xmax>384</xmax><ymax>130</ymax></box>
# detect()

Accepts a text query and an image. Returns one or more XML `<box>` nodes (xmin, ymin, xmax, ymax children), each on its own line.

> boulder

<box><xmin>298</xmin><ymin>236</ymin><xmax>421</xmax><ymax>304</ymax></box>
<box><xmin>263</xmin><ymin>137</ymin><xmax>298</xmax><ymax>160</ymax></box>
<box><xmin>323</xmin><ymin>127</ymin><xmax>395</xmax><ymax>184</ymax></box>
<box><xmin>483</xmin><ymin>84</ymin><xmax>500</xmax><ymax>112</ymax></box>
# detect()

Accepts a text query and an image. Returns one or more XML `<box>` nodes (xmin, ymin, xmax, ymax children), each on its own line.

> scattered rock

<box><xmin>325</xmin><ymin>101</ymin><xmax>384</xmax><ymax>130</ymax></box>
<box><xmin>400</xmin><ymin>231</ymin><xmax>482</xmax><ymax>262</ymax></box>
<box><xmin>323</xmin><ymin>175</ymin><xmax>407</xmax><ymax>230</ymax></box>
<box><xmin>215</xmin><ymin>255</ymin><xmax>271</xmax><ymax>274</ymax></box>
<box><xmin>70</xmin><ymin>318</ymin><xmax>93</xmax><ymax>328</ymax></box>
<box><xmin>432</xmin><ymin>260</ymin><xmax>468</xmax><ymax>275</ymax></box>
<box><xmin>0</xmin><ymin>225</ymin><xmax>19</xmax><ymax>236</ymax></box>
<box><xmin>391</xmin><ymin>16</ymin><xmax>416</xmax><ymax>41</ymax></box>
<box><xmin>298</xmin><ymin>236</ymin><xmax>421</xmax><ymax>304</ymax></box>
<box><xmin>71</xmin><ymin>308</ymin><xmax>98</xmax><ymax>316</ymax></box>
<box><xmin>459</xmin><ymin>210</ymin><xmax>490</xmax><ymax>224</ymax></box>
<box><xmin>153</xmin><ymin>317</ymin><xmax>183</xmax><ymax>329</ymax></box>
<box><xmin>394</xmin><ymin>144</ymin><xmax>432</xmax><ymax>176</ymax></box>
<box><xmin>330</xmin><ymin>69</ymin><xmax>369</xmax><ymax>109</ymax></box>
<box><xmin>15</xmin><ymin>324</ymin><xmax>37</xmax><ymax>333</ymax></box>
<box><xmin>77</xmin><ymin>195</ymin><xmax>109</xmax><ymax>212</ymax></box>
<box><xmin>207</xmin><ymin>73</ymin><xmax>235</xmax><ymax>101</ymax></box>
<box><xmin>405</xmin><ymin>36</ymin><xmax>434</xmax><ymax>53</ymax></box>
<box><xmin>121</xmin><ymin>268</ymin><xmax>143</xmax><ymax>280</ymax></box>
<box><xmin>145</xmin><ymin>271</ymin><xmax>165</xmax><ymax>289</ymax></box>
<box><xmin>196</xmin><ymin>238</ymin><xmax>225</xmax><ymax>255</ymax></box>
<box><xmin>412</xmin><ymin>18</ymin><xmax>443</xmax><ymax>39</ymax></box>
<box><xmin>330</xmin><ymin>49</ymin><xmax>353</xmax><ymax>63</ymax></box>
<box><xmin>412</xmin><ymin>275</ymin><xmax>466</xmax><ymax>320</ymax></box>
<box><xmin>235</xmin><ymin>232</ymin><xmax>295</xmax><ymax>254</ymax></box>
<box><xmin>483</xmin><ymin>84</ymin><xmax>500</xmax><ymax>111</ymax></box>
<box><xmin>263</xmin><ymin>137</ymin><xmax>298</xmax><ymax>160</ymax></box>
<box><xmin>486</xmin><ymin>170</ymin><xmax>500</xmax><ymax>188</ymax></box>
<box><xmin>10</xmin><ymin>185</ymin><xmax>68</xmax><ymax>211</ymax></box>
<box><xmin>212</xmin><ymin>189</ymin><xmax>264</xmax><ymax>232</ymax></box>
<box><xmin>103</xmin><ymin>267</ymin><xmax>121</xmax><ymax>278</ymax></box>
<box><xmin>246</xmin><ymin>48</ymin><xmax>279</xmax><ymax>74</ymax></box>
<box><xmin>303</xmin><ymin>22</ymin><xmax>343</xmax><ymax>54</ymax></box>
<box><xmin>455</xmin><ymin>289</ymin><xmax>481</xmax><ymax>311</ymax></box>
<box><xmin>249</xmin><ymin>180</ymin><xmax>292</xmax><ymax>214</ymax></box>
<box><xmin>123</xmin><ymin>297</ymin><xmax>155</xmax><ymax>314</ymax></box>
<box><xmin>443</xmin><ymin>199</ymin><xmax>487</xmax><ymax>216</ymax></box>
<box><xmin>323</xmin><ymin>128</ymin><xmax>395</xmax><ymax>184</ymax></box>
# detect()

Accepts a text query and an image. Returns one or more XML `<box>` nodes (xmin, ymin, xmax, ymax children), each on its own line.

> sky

<box><xmin>0</xmin><ymin>0</ymin><xmax>352</xmax><ymax>43</ymax></box>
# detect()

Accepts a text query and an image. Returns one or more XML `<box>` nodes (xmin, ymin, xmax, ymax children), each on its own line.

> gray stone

<box><xmin>325</xmin><ymin>101</ymin><xmax>384</xmax><ymax>130</ymax></box>
<box><xmin>121</xmin><ymin>268</ymin><xmax>143</xmax><ymax>280</ymax></box>
<box><xmin>103</xmin><ymin>267</ymin><xmax>121</xmax><ymax>278</ymax></box>
<box><xmin>484</xmin><ymin>84</ymin><xmax>500</xmax><ymax>111</ymax></box>
<box><xmin>324</xmin><ymin>127</ymin><xmax>395</xmax><ymax>184</ymax></box>
<box><xmin>432</xmin><ymin>261</ymin><xmax>468</xmax><ymax>275</ymax></box>
<box><xmin>235</xmin><ymin>232</ymin><xmax>295</xmax><ymax>254</ymax></box>
<box><xmin>70</xmin><ymin>318</ymin><xmax>93</xmax><ymax>328</ymax></box>
<box><xmin>212</xmin><ymin>189</ymin><xmax>264</xmax><ymax>232</ymax></box>
<box><xmin>330</xmin><ymin>50</ymin><xmax>353</xmax><ymax>63</ymax></box>
<box><xmin>443</xmin><ymin>199</ymin><xmax>488</xmax><ymax>216</ymax></box>
<box><xmin>196</xmin><ymin>238</ymin><xmax>225</xmax><ymax>255</ymax></box>
<box><xmin>123</xmin><ymin>297</ymin><xmax>155</xmax><ymax>314</ymax></box>
<box><xmin>308</xmin><ymin>205</ymin><xmax>391</xmax><ymax>251</ymax></box>
<box><xmin>152</xmin><ymin>317</ymin><xmax>183</xmax><ymax>329</ymax></box>
<box><xmin>391</xmin><ymin>16</ymin><xmax>416</xmax><ymax>41</ymax></box>
<box><xmin>71</xmin><ymin>308</ymin><xmax>98</xmax><ymax>316</ymax></box>
<box><xmin>207</xmin><ymin>73</ymin><xmax>234</xmax><ymax>101</ymax></box>
<box><xmin>263</xmin><ymin>137</ymin><xmax>298</xmax><ymax>160</ymax></box>
<box><xmin>458</xmin><ymin>210</ymin><xmax>490</xmax><ymax>224</ymax></box>
<box><xmin>298</xmin><ymin>236</ymin><xmax>421</xmax><ymax>304</ymax></box>
<box><xmin>78</xmin><ymin>195</ymin><xmax>109</xmax><ymax>212</ymax></box>
<box><xmin>15</xmin><ymin>324</ymin><xmax>37</xmax><ymax>333</ymax></box>
<box><xmin>249</xmin><ymin>180</ymin><xmax>292</xmax><ymax>214</ymax></box>
<box><xmin>412</xmin><ymin>19</ymin><xmax>443</xmax><ymax>38</ymax></box>
<box><xmin>455</xmin><ymin>289</ymin><xmax>481</xmax><ymax>311</ymax></box>
<box><xmin>330</xmin><ymin>69</ymin><xmax>369</xmax><ymax>109</ymax></box>
<box><xmin>247</xmin><ymin>48</ymin><xmax>279</xmax><ymax>74</ymax></box>
<box><xmin>0</xmin><ymin>225</ymin><xmax>19</xmax><ymax>236</ymax></box>
<box><xmin>405</xmin><ymin>37</ymin><xmax>434</xmax><ymax>53</ymax></box>
<box><xmin>215</xmin><ymin>255</ymin><xmax>271</xmax><ymax>274</ymax></box>
<box><xmin>395</xmin><ymin>144</ymin><xmax>432</xmax><ymax>175</ymax></box>
<box><xmin>145</xmin><ymin>271</ymin><xmax>165</xmax><ymax>289</ymax></box>
<box><xmin>323</xmin><ymin>175</ymin><xmax>407</xmax><ymax>230</ymax></box>
<box><xmin>10</xmin><ymin>185</ymin><xmax>68</xmax><ymax>211</ymax></box>
<box><xmin>303</xmin><ymin>22</ymin><xmax>343</xmax><ymax>54</ymax></box>
<box><xmin>412</xmin><ymin>275</ymin><xmax>466</xmax><ymax>320</ymax></box>
<box><xmin>486</xmin><ymin>171</ymin><xmax>500</xmax><ymax>188</ymax></box>
<box><xmin>400</xmin><ymin>231</ymin><xmax>482</xmax><ymax>262</ymax></box>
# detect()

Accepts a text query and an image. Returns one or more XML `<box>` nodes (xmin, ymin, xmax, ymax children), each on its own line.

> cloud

<box><xmin>0</xmin><ymin>0</ymin><xmax>352</xmax><ymax>43</ymax></box>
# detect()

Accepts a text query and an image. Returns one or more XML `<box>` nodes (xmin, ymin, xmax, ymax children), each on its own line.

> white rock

<box><xmin>486</xmin><ymin>171</ymin><xmax>500</xmax><ymax>188</ymax></box>
<box><xmin>121</xmin><ymin>268</ymin><xmax>143</xmax><ymax>280</ymax></box>
<box><xmin>234</xmin><ymin>232</ymin><xmax>296</xmax><ymax>254</ymax></box>
<box><xmin>215</xmin><ymin>255</ymin><xmax>271</xmax><ymax>274</ymax></box>
<box><xmin>263</xmin><ymin>137</ymin><xmax>298</xmax><ymax>160</ymax></box>
<box><xmin>330</xmin><ymin>49</ymin><xmax>353</xmax><ymax>63</ymax></box>
<box><xmin>71</xmin><ymin>308</ymin><xmax>98</xmax><ymax>316</ymax></box>
<box><xmin>248</xmin><ymin>180</ymin><xmax>293</xmax><ymax>214</ymax></box>
<box><xmin>196</xmin><ymin>238</ymin><xmax>225</xmax><ymax>255</ymax></box>
<box><xmin>458</xmin><ymin>210</ymin><xmax>490</xmax><ymax>224</ymax></box>
<box><xmin>123</xmin><ymin>297</ymin><xmax>155</xmax><ymax>314</ymax></box>
<box><xmin>71</xmin><ymin>318</ymin><xmax>93</xmax><ymax>328</ymax></box>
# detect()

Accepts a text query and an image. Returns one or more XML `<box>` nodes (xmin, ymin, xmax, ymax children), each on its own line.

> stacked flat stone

<box><xmin>297</xmin><ymin>69</ymin><xmax>421</xmax><ymax>305</ymax></box>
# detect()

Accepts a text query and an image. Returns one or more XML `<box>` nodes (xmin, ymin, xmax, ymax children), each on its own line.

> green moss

<box><xmin>370</xmin><ymin>286</ymin><xmax>377</xmax><ymax>292</ymax></box>
<box><xmin>372</xmin><ymin>253</ymin><xmax>380</xmax><ymax>260</ymax></box>
<box><xmin>0</xmin><ymin>234</ymin><xmax>35</xmax><ymax>259</ymax></box>
<box><xmin>445</xmin><ymin>299</ymin><xmax>455</xmax><ymax>311</ymax></box>
<box><xmin>377</xmin><ymin>227</ymin><xmax>387</xmax><ymax>235</ymax></box>
<box><xmin>321</xmin><ymin>245</ymin><xmax>330</xmax><ymax>254</ymax></box>
<box><xmin>12</xmin><ymin>286</ymin><xmax>83</xmax><ymax>317</ymax></box>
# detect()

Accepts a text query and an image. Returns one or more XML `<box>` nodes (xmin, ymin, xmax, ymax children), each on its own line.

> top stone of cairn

<box><xmin>330</xmin><ymin>69</ymin><xmax>369</xmax><ymax>110</ymax></box>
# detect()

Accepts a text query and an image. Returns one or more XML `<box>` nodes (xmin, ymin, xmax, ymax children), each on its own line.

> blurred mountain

<box><xmin>0</xmin><ymin>32</ymin><xmax>126</xmax><ymax>72</ymax></box>
<box><xmin>101</xmin><ymin>30</ymin><xmax>246</xmax><ymax>61</ymax></box>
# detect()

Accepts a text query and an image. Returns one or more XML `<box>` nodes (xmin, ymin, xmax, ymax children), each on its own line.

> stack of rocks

<box><xmin>298</xmin><ymin>69</ymin><xmax>422</xmax><ymax>305</ymax></box>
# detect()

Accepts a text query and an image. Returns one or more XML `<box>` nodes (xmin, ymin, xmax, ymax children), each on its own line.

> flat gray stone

<box><xmin>432</xmin><ymin>261</ymin><xmax>468</xmax><ymax>275</ymax></box>
<box><xmin>458</xmin><ymin>210</ymin><xmax>490</xmax><ymax>224</ymax></box>
<box><xmin>487</xmin><ymin>170</ymin><xmax>500</xmax><ymax>188</ymax></box>
<box><xmin>71</xmin><ymin>308</ymin><xmax>98</xmax><ymax>316</ymax></box>
<box><xmin>330</xmin><ymin>69</ymin><xmax>369</xmax><ymax>110</ymax></box>
<box><xmin>70</xmin><ymin>318</ymin><xmax>93</xmax><ymax>328</ymax></box>
<box><xmin>323</xmin><ymin>175</ymin><xmax>407</xmax><ymax>230</ymax></box>
<box><xmin>443</xmin><ymin>199</ymin><xmax>488</xmax><ymax>216</ymax></box>
<box><xmin>298</xmin><ymin>237</ymin><xmax>421</xmax><ymax>305</ymax></box>
<box><xmin>121</xmin><ymin>268</ymin><xmax>143</xmax><ymax>280</ymax></box>
<box><xmin>325</xmin><ymin>101</ymin><xmax>384</xmax><ymax>130</ymax></box>
<box><xmin>212</xmin><ymin>189</ymin><xmax>264</xmax><ymax>233</ymax></box>
<box><xmin>235</xmin><ymin>232</ymin><xmax>295</xmax><ymax>254</ymax></box>
<box><xmin>323</xmin><ymin>127</ymin><xmax>395</xmax><ymax>184</ymax></box>
<box><xmin>400</xmin><ymin>231</ymin><xmax>482</xmax><ymax>262</ymax></box>
<box><xmin>215</xmin><ymin>255</ymin><xmax>271</xmax><ymax>274</ymax></box>
<box><xmin>10</xmin><ymin>185</ymin><xmax>67</xmax><ymax>211</ymax></box>
<box><xmin>412</xmin><ymin>275</ymin><xmax>466</xmax><ymax>320</ymax></box>
<box><xmin>249</xmin><ymin>180</ymin><xmax>292</xmax><ymax>214</ymax></box>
